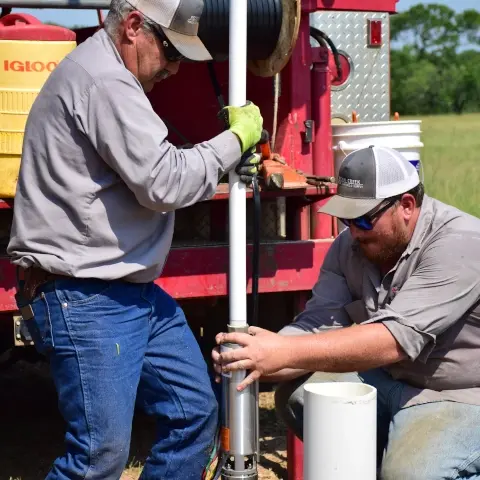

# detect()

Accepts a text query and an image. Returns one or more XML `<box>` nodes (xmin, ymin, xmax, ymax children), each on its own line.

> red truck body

<box><xmin>0</xmin><ymin>1</ymin><xmax>397</xmax><ymax>476</ymax></box>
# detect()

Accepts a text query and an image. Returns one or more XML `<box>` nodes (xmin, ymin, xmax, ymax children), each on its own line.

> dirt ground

<box><xmin>0</xmin><ymin>359</ymin><xmax>287</xmax><ymax>480</ymax></box>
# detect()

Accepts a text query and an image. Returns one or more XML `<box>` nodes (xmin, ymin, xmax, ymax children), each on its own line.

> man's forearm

<box><xmin>285</xmin><ymin>323</ymin><xmax>406</xmax><ymax>373</ymax></box>
<box><xmin>261</xmin><ymin>368</ymin><xmax>311</xmax><ymax>383</ymax></box>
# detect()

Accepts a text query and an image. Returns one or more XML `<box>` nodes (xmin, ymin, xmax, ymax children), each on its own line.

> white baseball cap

<box><xmin>126</xmin><ymin>0</ymin><xmax>212</xmax><ymax>61</ymax></box>
<box><xmin>319</xmin><ymin>146</ymin><xmax>420</xmax><ymax>219</ymax></box>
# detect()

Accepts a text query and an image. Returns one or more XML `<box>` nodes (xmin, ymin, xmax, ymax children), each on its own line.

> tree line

<box><xmin>390</xmin><ymin>3</ymin><xmax>480</xmax><ymax>115</ymax></box>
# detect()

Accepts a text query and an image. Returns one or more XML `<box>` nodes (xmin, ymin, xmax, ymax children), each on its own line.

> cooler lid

<box><xmin>0</xmin><ymin>13</ymin><xmax>76</xmax><ymax>41</ymax></box>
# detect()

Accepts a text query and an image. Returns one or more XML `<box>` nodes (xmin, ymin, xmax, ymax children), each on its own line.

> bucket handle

<box><xmin>333</xmin><ymin>140</ymin><xmax>349</xmax><ymax>157</ymax></box>
<box><xmin>0</xmin><ymin>13</ymin><xmax>42</xmax><ymax>27</ymax></box>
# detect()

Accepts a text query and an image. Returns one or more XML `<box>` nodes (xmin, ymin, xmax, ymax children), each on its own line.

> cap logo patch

<box><xmin>338</xmin><ymin>176</ymin><xmax>364</xmax><ymax>189</ymax></box>
<box><xmin>187</xmin><ymin>15</ymin><xmax>200</xmax><ymax>24</ymax></box>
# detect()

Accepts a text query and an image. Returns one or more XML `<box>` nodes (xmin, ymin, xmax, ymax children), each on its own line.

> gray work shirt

<box><xmin>7</xmin><ymin>29</ymin><xmax>241</xmax><ymax>282</ymax></box>
<box><xmin>281</xmin><ymin>195</ymin><xmax>480</xmax><ymax>407</ymax></box>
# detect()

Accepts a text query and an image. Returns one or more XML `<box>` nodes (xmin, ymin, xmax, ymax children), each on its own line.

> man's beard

<box><xmin>356</xmin><ymin>222</ymin><xmax>410</xmax><ymax>266</ymax></box>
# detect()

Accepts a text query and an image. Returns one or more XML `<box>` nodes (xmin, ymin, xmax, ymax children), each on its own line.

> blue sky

<box><xmin>12</xmin><ymin>0</ymin><xmax>480</xmax><ymax>29</ymax></box>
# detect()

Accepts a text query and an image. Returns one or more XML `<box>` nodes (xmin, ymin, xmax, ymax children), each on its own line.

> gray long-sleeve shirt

<box><xmin>7</xmin><ymin>29</ymin><xmax>241</xmax><ymax>282</ymax></box>
<box><xmin>280</xmin><ymin>195</ymin><xmax>480</xmax><ymax>407</ymax></box>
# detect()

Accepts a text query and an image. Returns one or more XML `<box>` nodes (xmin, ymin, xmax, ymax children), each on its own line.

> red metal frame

<box><xmin>0</xmin><ymin>0</ymin><xmax>397</xmax><ymax>478</ymax></box>
<box><xmin>286</xmin><ymin>18</ymin><xmax>319</xmax><ymax>478</ymax></box>
<box><xmin>282</xmin><ymin>14</ymin><xmax>313</xmax><ymax>173</ymax></box>
<box><xmin>311</xmin><ymin>46</ymin><xmax>334</xmax><ymax>240</ymax></box>
<box><xmin>288</xmin><ymin>431</ymin><xmax>305</xmax><ymax>480</ymax></box>
<box><xmin>150</xmin><ymin>239</ymin><xmax>331</xmax><ymax>298</ymax></box>
<box><xmin>0</xmin><ymin>239</ymin><xmax>333</xmax><ymax>310</ymax></box>
<box><xmin>0</xmin><ymin>185</ymin><xmax>335</xmax><ymax>209</ymax></box>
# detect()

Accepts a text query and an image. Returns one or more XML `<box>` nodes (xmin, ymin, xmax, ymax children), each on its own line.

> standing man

<box><xmin>7</xmin><ymin>0</ymin><xmax>263</xmax><ymax>478</ymax></box>
<box><xmin>214</xmin><ymin>146</ymin><xmax>480</xmax><ymax>479</ymax></box>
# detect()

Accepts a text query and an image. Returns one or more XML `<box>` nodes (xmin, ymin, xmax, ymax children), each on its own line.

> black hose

<box><xmin>310</xmin><ymin>28</ymin><xmax>328</xmax><ymax>49</ymax></box>
<box><xmin>251</xmin><ymin>174</ymin><xmax>260</xmax><ymax>327</ymax></box>
<box><xmin>212</xmin><ymin>452</ymin><xmax>228</xmax><ymax>480</ymax></box>
<box><xmin>207</xmin><ymin>62</ymin><xmax>226</xmax><ymax>110</ymax></box>
<box><xmin>310</xmin><ymin>26</ymin><xmax>343</xmax><ymax>82</ymax></box>
<box><xmin>198</xmin><ymin>0</ymin><xmax>283</xmax><ymax>60</ymax></box>
<box><xmin>162</xmin><ymin>118</ymin><xmax>192</xmax><ymax>146</ymax></box>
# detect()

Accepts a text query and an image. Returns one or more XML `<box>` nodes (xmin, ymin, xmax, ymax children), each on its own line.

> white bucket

<box><xmin>332</xmin><ymin>120</ymin><xmax>424</xmax><ymax>180</ymax></box>
<box><xmin>303</xmin><ymin>382</ymin><xmax>377</xmax><ymax>480</ymax></box>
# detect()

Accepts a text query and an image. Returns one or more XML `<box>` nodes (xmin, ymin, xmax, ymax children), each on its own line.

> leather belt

<box><xmin>20</xmin><ymin>266</ymin><xmax>68</xmax><ymax>302</ymax></box>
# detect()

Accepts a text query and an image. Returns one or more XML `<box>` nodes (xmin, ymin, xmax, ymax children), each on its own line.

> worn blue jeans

<box><xmin>26</xmin><ymin>278</ymin><xmax>218</xmax><ymax>479</ymax></box>
<box><xmin>275</xmin><ymin>369</ymin><xmax>480</xmax><ymax>480</ymax></box>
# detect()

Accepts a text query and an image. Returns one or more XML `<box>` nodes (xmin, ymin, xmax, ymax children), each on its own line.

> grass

<box><xmin>122</xmin><ymin>460</ymin><xmax>144</xmax><ymax>479</ymax></box>
<box><xmin>413</xmin><ymin>113</ymin><xmax>480</xmax><ymax>218</ymax></box>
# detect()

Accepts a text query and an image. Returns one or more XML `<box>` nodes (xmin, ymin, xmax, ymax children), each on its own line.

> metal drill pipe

<box><xmin>221</xmin><ymin>340</ymin><xmax>258</xmax><ymax>479</ymax></box>
<box><xmin>222</xmin><ymin>0</ymin><xmax>258</xmax><ymax>478</ymax></box>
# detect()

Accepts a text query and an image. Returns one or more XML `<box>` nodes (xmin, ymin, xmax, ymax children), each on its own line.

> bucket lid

<box><xmin>332</xmin><ymin>120</ymin><xmax>422</xmax><ymax>127</ymax></box>
<box><xmin>0</xmin><ymin>13</ymin><xmax>76</xmax><ymax>41</ymax></box>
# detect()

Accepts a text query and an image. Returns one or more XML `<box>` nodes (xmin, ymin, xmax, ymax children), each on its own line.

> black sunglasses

<box><xmin>153</xmin><ymin>28</ymin><xmax>185</xmax><ymax>63</ymax></box>
<box><xmin>339</xmin><ymin>196</ymin><xmax>401</xmax><ymax>231</ymax></box>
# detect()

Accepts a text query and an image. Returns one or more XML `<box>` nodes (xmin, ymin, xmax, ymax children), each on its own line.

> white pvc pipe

<box><xmin>304</xmin><ymin>382</ymin><xmax>377</xmax><ymax>480</ymax></box>
<box><xmin>228</xmin><ymin>0</ymin><xmax>248</xmax><ymax>328</ymax></box>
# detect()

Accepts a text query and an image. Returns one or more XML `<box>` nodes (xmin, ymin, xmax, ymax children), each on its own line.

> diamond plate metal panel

<box><xmin>310</xmin><ymin>11</ymin><xmax>390</xmax><ymax>122</ymax></box>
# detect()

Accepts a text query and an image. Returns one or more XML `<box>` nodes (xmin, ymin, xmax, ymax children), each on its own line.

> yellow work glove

<box><xmin>220</xmin><ymin>101</ymin><xmax>263</xmax><ymax>154</ymax></box>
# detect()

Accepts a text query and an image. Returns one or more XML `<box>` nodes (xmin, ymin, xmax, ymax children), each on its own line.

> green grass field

<box><xmin>415</xmin><ymin>113</ymin><xmax>480</xmax><ymax>218</ymax></box>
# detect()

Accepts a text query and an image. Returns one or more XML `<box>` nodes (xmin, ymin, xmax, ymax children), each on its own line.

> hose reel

<box><xmin>198</xmin><ymin>0</ymin><xmax>301</xmax><ymax>77</ymax></box>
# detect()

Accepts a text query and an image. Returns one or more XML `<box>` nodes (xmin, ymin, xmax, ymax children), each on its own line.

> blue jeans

<box><xmin>275</xmin><ymin>369</ymin><xmax>480</xmax><ymax>480</ymax></box>
<box><xmin>26</xmin><ymin>278</ymin><xmax>218</xmax><ymax>479</ymax></box>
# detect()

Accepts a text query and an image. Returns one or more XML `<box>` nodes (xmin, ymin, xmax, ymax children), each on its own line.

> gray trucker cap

<box><xmin>126</xmin><ymin>0</ymin><xmax>212</xmax><ymax>61</ymax></box>
<box><xmin>318</xmin><ymin>146</ymin><xmax>420</xmax><ymax>219</ymax></box>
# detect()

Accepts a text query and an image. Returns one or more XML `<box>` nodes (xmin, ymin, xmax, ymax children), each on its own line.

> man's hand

<box><xmin>212</xmin><ymin>326</ymin><xmax>293</xmax><ymax>391</ymax></box>
<box><xmin>220</xmin><ymin>101</ymin><xmax>263</xmax><ymax>154</ymax></box>
<box><xmin>235</xmin><ymin>129</ymin><xmax>270</xmax><ymax>185</ymax></box>
<box><xmin>235</xmin><ymin>149</ymin><xmax>261</xmax><ymax>185</ymax></box>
